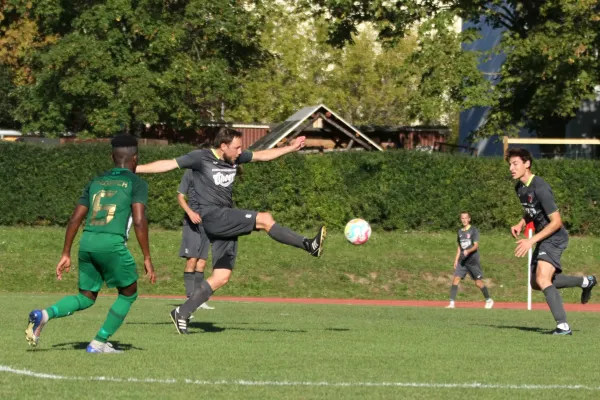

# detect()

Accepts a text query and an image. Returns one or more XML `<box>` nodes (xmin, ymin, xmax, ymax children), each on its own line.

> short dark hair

<box><xmin>460</xmin><ymin>211</ymin><xmax>470</xmax><ymax>218</ymax></box>
<box><xmin>111</xmin><ymin>134</ymin><xmax>138</xmax><ymax>148</ymax></box>
<box><xmin>506</xmin><ymin>147</ymin><xmax>533</xmax><ymax>167</ymax></box>
<box><xmin>111</xmin><ymin>135</ymin><xmax>138</xmax><ymax>164</ymax></box>
<box><xmin>213</xmin><ymin>127</ymin><xmax>242</xmax><ymax>148</ymax></box>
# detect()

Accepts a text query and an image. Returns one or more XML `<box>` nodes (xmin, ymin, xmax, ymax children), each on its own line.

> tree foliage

<box><xmin>228</xmin><ymin>3</ymin><xmax>489</xmax><ymax>128</ymax></box>
<box><xmin>311</xmin><ymin>0</ymin><xmax>600</xmax><ymax>137</ymax></box>
<box><xmin>0</xmin><ymin>0</ymin><xmax>267</xmax><ymax>136</ymax></box>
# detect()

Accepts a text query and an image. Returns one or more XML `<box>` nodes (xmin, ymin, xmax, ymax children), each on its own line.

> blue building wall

<box><xmin>459</xmin><ymin>17</ymin><xmax>600</xmax><ymax>158</ymax></box>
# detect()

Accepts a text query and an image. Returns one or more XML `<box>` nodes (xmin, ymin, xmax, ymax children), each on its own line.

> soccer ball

<box><xmin>344</xmin><ymin>218</ymin><xmax>371</xmax><ymax>245</ymax></box>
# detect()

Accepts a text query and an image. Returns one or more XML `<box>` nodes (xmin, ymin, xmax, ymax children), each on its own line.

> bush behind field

<box><xmin>1</xmin><ymin>142</ymin><xmax>600</xmax><ymax>233</ymax></box>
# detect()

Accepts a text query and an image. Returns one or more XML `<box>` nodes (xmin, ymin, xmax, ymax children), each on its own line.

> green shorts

<box><xmin>78</xmin><ymin>246</ymin><xmax>139</xmax><ymax>292</ymax></box>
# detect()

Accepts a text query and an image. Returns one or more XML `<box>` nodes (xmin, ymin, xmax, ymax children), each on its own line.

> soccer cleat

<box><xmin>25</xmin><ymin>309</ymin><xmax>48</xmax><ymax>347</ymax></box>
<box><xmin>485</xmin><ymin>299</ymin><xmax>494</xmax><ymax>309</ymax></box>
<box><xmin>170</xmin><ymin>307</ymin><xmax>189</xmax><ymax>334</ymax></box>
<box><xmin>198</xmin><ymin>302</ymin><xmax>214</xmax><ymax>310</ymax></box>
<box><xmin>445</xmin><ymin>302</ymin><xmax>455</xmax><ymax>309</ymax></box>
<box><xmin>304</xmin><ymin>226</ymin><xmax>327</xmax><ymax>257</ymax></box>
<box><xmin>86</xmin><ymin>340</ymin><xmax>123</xmax><ymax>353</ymax></box>
<box><xmin>552</xmin><ymin>327</ymin><xmax>573</xmax><ymax>336</ymax></box>
<box><xmin>581</xmin><ymin>275</ymin><xmax>597</xmax><ymax>304</ymax></box>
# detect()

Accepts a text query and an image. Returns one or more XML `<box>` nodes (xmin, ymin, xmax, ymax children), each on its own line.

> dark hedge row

<box><xmin>1</xmin><ymin>142</ymin><xmax>599</xmax><ymax>233</ymax></box>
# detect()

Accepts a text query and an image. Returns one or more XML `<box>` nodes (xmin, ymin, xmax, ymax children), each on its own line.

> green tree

<box><xmin>311</xmin><ymin>0</ymin><xmax>600</xmax><ymax>138</ymax></box>
<box><xmin>229</xmin><ymin>4</ymin><xmax>486</xmax><ymax>130</ymax></box>
<box><xmin>1</xmin><ymin>0</ymin><xmax>267</xmax><ymax>137</ymax></box>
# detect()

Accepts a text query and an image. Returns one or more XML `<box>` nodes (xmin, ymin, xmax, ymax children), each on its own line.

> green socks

<box><xmin>46</xmin><ymin>293</ymin><xmax>95</xmax><ymax>320</ymax></box>
<box><xmin>94</xmin><ymin>293</ymin><xmax>138</xmax><ymax>343</ymax></box>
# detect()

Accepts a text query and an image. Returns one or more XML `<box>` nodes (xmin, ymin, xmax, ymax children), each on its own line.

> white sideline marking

<box><xmin>1</xmin><ymin>365</ymin><xmax>599</xmax><ymax>391</ymax></box>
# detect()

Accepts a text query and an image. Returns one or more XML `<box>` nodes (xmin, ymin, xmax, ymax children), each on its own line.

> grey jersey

<box><xmin>177</xmin><ymin>170</ymin><xmax>201</xmax><ymax>213</ymax></box>
<box><xmin>457</xmin><ymin>225</ymin><xmax>480</xmax><ymax>265</ymax></box>
<box><xmin>515</xmin><ymin>176</ymin><xmax>568</xmax><ymax>245</ymax></box>
<box><xmin>175</xmin><ymin>149</ymin><xmax>253</xmax><ymax>211</ymax></box>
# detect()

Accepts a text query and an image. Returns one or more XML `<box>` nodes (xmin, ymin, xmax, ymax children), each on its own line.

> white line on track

<box><xmin>1</xmin><ymin>365</ymin><xmax>599</xmax><ymax>391</ymax></box>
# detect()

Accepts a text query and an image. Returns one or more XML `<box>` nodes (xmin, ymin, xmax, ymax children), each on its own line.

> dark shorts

<box><xmin>179</xmin><ymin>216</ymin><xmax>209</xmax><ymax>260</ymax></box>
<box><xmin>201</xmin><ymin>207</ymin><xmax>259</xmax><ymax>270</ymax></box>
<box><xmin>531</xmin><ymin>239</ymin><xmax>568</xmax><ymax>274</ymax></box>
<box><xmin>454</xmin><ymin>262</ymin><xmax>484</xmax><ymax>280</ymax></box>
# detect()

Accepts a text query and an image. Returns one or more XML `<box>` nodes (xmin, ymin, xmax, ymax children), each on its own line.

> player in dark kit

<box><xmin>507</xmin><ymin>147</ymin><xmax>596</xmax><ymax>335</ymax></box>
<box><xmin>177</xmin><ymin>169</ymin><xmax>213</xmax><ymax>310</ymax></box>
<box><xmin>25</xmin><ymin>135</ymin><xmax>156</xmax><ymax>352</ymax></box>
<box><xmin>136</xmin><ymin>127</ymin><xmax>326</xmax><ymax>334</ymax></box>
<box><xmin>446</xmin><ymin>212</ymin><xmax>493</xmax><ymax>309</ymax></box>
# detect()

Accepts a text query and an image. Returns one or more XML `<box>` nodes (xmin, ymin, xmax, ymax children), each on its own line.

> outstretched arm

<box><xmin>136</xmin><ymin>159</ymin><xmax>179</xmax><ymax>174</ymax></box>
<box><xmin>252</xmin><ymin>136</ymin><xmax>306</xmax><ymax>162</ymax></box>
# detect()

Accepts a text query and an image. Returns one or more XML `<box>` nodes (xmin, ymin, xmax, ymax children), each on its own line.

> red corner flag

<box><xmin>526</xmin><ymin>221</ymin><xmax>535</xmax><ymax>238</ymax></box>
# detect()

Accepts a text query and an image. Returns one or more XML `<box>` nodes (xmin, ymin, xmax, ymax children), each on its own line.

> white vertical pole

<box><xmin>527</xmin><ymin>227</ymin><xmax>533</xmax><ymax>311</ymax></box>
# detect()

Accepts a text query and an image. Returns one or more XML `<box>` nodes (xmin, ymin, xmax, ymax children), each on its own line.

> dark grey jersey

<box><xmin>177</xmin><ymin>170</ymin><xmax>200</xmax><ymax>213</ymax></box>
<box><xmin>457</xmin><ymin>225</ymin><xmax>480</xmax><ymax>265</ymax></box>
<box><xmin>515</xmin><ymin>176</ymin><xmax>568</xmax><ymax>244</ymax></box>
<box><xmin>175</xmin><ymin>149</ymin><xmax>253</xmax><ymax>211</ymax></box>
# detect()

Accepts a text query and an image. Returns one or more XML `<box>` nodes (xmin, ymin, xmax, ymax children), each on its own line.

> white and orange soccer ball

<box><xmin>344</xmin><ymin>218</ymin><xmax>372</xmax><ymax>245</ymax></box>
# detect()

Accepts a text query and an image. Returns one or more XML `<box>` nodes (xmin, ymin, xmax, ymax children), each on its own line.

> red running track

<box><xmin>141</xmin><ymin>295</ymin><xmax>600</xmax><ymax>312</ymax></box>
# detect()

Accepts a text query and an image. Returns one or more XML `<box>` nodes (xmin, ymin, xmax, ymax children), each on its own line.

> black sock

<box><xmin>450</xmin><ymin>285</ymin><xmax>458</xmax><ymax>301</ymax></box>
<box><xmin>480</xmin><ymin>286</ymin><xmax>490</xmax><ymax>300</ymax></box>
<box><xmin>553</xmin><ymin>275</ymin><xmax>584</xmax><ymax>289</ymax></box>
<box><xmin>194</xmin><ymin>271</ymin><xmax>205</xmax><ymax>289</ymax></box>
<box><xmin>179</xmin><ymin>280</ymin><xmax>214</xmax><ymax>319</ymax></box>
<box><xmin>268</xmin><ymin>223</ymin><xmax>306</xmax><ymax>250</ymax></box>
<box><xmin>184</xmin><ymin>272</ymin><xmax>195</xmax><ymax>298</ymax></box>
<box><xmin>542</xmin><ymin>285</ymin><xmax>568</xmax><ymax>325</ymax></box>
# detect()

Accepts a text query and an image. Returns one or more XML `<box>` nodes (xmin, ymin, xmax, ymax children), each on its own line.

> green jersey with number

<box><xmin>77</xmin><ymin>168</ymin><xmax>148</xmax><ymax>251</ymax></box>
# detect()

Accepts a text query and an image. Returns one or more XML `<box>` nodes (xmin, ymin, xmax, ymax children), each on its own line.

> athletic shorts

<box><xmin>531</xmin><ymin>238</ymin><xmax>568</xmax><ymax>274</ymax></box>
<box><xmin>454</xmin><ymin>262</ymin><xmax>484</xmax><ymax>280</ymax></box>
<box><xmin>201</xmin><ymin>207</ymin><xmax>258</xmax><ymax>270</ymax></box>
<box><xmin>78</xmin><ymin>246</ymin><xmax>138</xmax><ymax>292</ymax></box>
<box><xmin>201</xmin><ymin>207</ymin><xmax>258</xmax><ymax>238</ymax></box>
<box><xmin>179</xmin><ymin>216</ymin><xmax>209</xmax><ymax>260</ymax></box>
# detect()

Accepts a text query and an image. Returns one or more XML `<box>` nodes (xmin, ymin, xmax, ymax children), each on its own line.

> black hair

<box><xmin>111</xmin><ymin>135</ymin><xmax>138</xmax><ymax>165</ymax></box>
<box><xmin>111</xmin><ymin>135</ymin><xmax>138</xmax><ymax>148</ymax></box>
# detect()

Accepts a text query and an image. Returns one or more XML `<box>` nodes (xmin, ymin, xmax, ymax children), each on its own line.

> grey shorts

<box><xmin>202</xmin><ymin>207</ymin><xmax>258</xmax><ymax>239</ymax></box>
<box><xmin>454</xmin><ymin>262</ymin><xmax>484</xmax><ymax>280</ymax></box>
<box><xmin>201</xmin><ymin>207</ymin><xmax>258</xmax><ymax>270</ymax></box>
<box><xmin>179</xmin><ymin>216</ymin><xmax>209</xmax><ymax>260</ymax></box>
<box><xmin>531</xmin><ymin>239</ymin><xmax>567</xmax><ymax>274</ymax></box>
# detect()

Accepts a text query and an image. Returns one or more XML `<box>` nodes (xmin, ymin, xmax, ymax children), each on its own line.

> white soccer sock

<box><xmin>557</xmin><ymin>323</ymin><xmax>570</xmax><ymax>330</ymax></box>
<box><xmin>582</xmin><ymin>277</ymin><xmax>590</xmax><ymax>288</ymax></box>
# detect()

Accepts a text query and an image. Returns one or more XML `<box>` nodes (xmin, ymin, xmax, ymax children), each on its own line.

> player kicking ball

<box><xmin>136</xmin><ymin>128</ymin><xmax>325</xmax><ymax>334</ymax></box>
<box><xmin>25</xmin><ymin>135</ymin><xmax>156</xmax><ymax>352</ymax></box>
<box><xmin>507</xmin><ymin>147</ymin><xmax>596</xmax><ymax>335</ymax></box>
<box><xmin>446</xmin><ymin>211</ymin><xmax>494</xmax><ymax>309</ymax></box>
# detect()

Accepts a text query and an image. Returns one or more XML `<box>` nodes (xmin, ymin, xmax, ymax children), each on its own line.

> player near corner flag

<box><xmin>25</xmin><ymin>135</ymin><xmax>156</xmax><ymax>353</ymax></box>
<box><xmin>507</xmin><ymin>147</ymin><xmax>597</xmax><ymax>335</ymax></box>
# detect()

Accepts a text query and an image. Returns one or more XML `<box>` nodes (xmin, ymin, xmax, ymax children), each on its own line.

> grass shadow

<box><xmin>473</xmin><ymin>323</ymin><xmax>570</xmax><ymax>335</ymax></box>
<box><xmin>27</xmin><ymin>341</ymin><xmax>144</xmax><ymax>352</ymax></box>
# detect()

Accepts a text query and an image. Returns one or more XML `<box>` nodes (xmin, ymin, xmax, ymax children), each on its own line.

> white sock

<box><xmin>582</xmin><ymin>277</ymin><xmax>589</xmax><ymax>288</ymax></box>
<box><xmin>41</xmin><ymin>309</ymin><xmax>49</xmax><ymax>323</ymax></box>
<box><xmin>449</xmin><ymin>300</ymin><xmax>455</xmax><ymax>304</ymax></box>
<box><xmin>557</xmin><ymin>323</ymin><xmax>570</xmax><ymax>330</ymax></box>
<box><xmin>486</xmin><ymin>298</ymin><xmax>493</xmax><ymax>302</ymax></box>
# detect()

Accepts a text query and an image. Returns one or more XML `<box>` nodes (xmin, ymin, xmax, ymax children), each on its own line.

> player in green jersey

<box><xmin>25</xmin><ymin>135</ymin><xmax>156</xmax><ymax>353</ymax></box>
